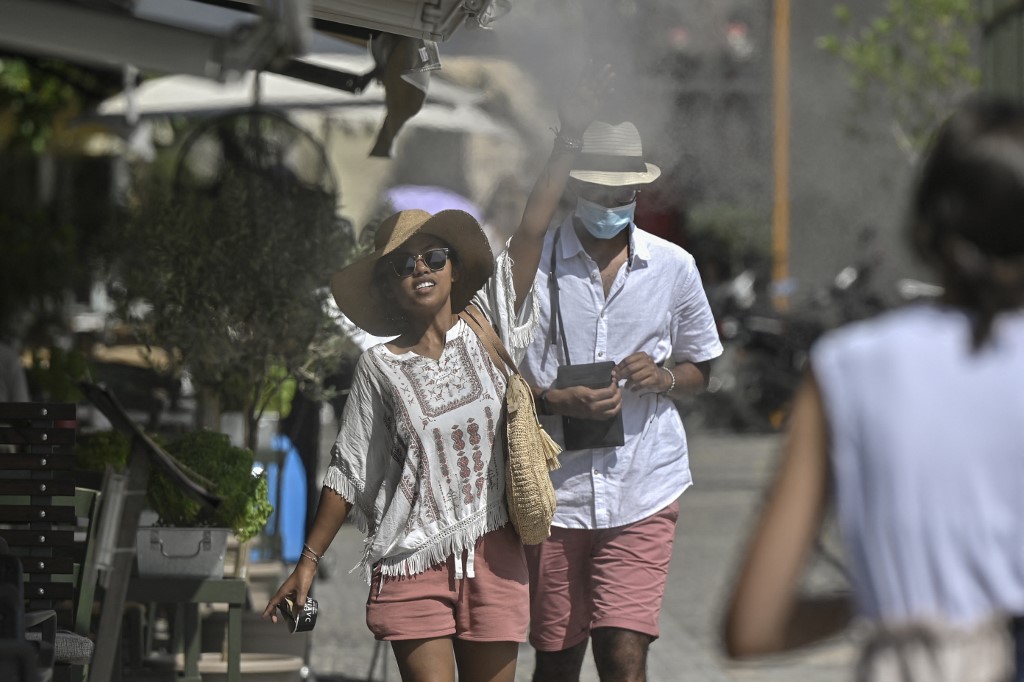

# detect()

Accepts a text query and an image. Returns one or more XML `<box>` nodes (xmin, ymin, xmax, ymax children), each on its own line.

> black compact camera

<box><xmin>278</xmin><ymin>596</ymin><xmax>318</xmax><ymax>633</ymax></box>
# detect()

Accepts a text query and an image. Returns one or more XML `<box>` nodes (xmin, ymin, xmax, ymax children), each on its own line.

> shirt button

<box><xmin>593</xmin><ymin>469</ymin><xmax>599</xmax><ymax>475</ymax></box>
<box><xmin>597</xmin><ymin>351</ymin><xmax>605</xmax><ymax>358</ymax></box>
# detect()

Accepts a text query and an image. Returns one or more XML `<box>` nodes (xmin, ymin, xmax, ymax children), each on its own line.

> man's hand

<box><xmin>547</xmin><ymin>379</ymin><xmax>622</xmax><ymax>420</ymax></box>
<box><xmin>615</xmin><ymin>352</ymin><xmax>671</xmax><ymax>395</ymax></box>
<box><xmin>556</xmin><ymin>62</ymin><xmax>614</xmax><ymax>137</ymax></box>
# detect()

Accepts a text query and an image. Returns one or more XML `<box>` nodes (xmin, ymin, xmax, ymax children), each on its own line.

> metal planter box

<box><xmin>136</xmin><ymin>528</ymin><xmax>229</xmax><ymax>578</ymax></box>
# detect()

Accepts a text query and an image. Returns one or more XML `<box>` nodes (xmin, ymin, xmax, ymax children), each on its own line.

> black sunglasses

<box><xmin>388</xmin><ymin>247</ymin><xmax>451</xmax><ymax>278</ymax></box>
<box><xmin>576</xmin><ymin>185</ymin><xmax>640</xmax><ymax>207</ymax></box>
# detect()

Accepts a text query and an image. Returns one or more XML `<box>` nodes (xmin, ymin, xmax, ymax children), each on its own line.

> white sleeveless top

<box><xmin>812</xmin><ymin>304</ymin><xmax>1024</xmax><ymax>628</ymax></box>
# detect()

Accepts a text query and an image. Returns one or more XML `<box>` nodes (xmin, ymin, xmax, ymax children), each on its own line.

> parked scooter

<box><xmin>688</xmin><ymin>261</ymin><xmax>815</xmax><ymax>432</ymax></box>
<box><xmin>701</xmin><ymin>292</ymin><xmax>822</xmax><ymax>432</ymax></box>
<box><xmin>695</xmin><ymin>244</ymin><xmax>895</xmax><ymax>432</ymax></box>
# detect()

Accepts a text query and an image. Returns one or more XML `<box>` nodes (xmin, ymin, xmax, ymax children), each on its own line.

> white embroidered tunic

<box><xmin>324</xmin><ymin>250</ymin><xmax>536</xmax><ymax>583</ymax></box>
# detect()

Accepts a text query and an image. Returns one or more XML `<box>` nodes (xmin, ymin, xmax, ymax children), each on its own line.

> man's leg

<box><xmin>532</xmin><ymin>639</ymin><xmax>589</xmax><ymax>682</ymax></box>
<box><xmin>587</xmin><ymin>500</ymin><xmax>681</xmax><ymax>682</ymax></box>
<box><xmin>591</xmin><ymin>627</ymin><xmax>653</xmax><ymax>682</ymax></box>
<box><xmin>524</xmin><ymin>527</ymin><xmax>595</xmax><ymax>682</ymax></box>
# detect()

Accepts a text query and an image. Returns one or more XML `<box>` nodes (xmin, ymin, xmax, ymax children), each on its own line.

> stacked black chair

<box><xmin>0</xmin><ymin>402</ymin><xmax>92</xmax><ymax>681</ymax></box>
<box><xmin>0</xmin><ymin>536</ymin><xmax>40</xmax><ymax>681</ymax></box>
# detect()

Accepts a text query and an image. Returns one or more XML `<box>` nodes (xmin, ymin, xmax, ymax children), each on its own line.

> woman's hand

<box><xmin>262</xmin><ymin>558</ymin><xmax>317</xmax><ymax>624</ymax></box>
<box><xmin>556</xmin><ymin>62</ymin><xmax>614</xmax><ymax>137</ymax></box>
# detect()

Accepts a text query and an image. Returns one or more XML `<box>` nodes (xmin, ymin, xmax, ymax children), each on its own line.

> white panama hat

<box><xmin>568</xmin><ymin>121</ymin><xmax>662</xmax><ymax>187</ymax></box>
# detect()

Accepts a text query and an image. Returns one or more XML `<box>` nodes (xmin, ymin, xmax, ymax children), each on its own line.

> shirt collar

<box><xmin>556</xmin><ymin>216</ymin><xmax>652</xmax><ymax>267</ymax></box>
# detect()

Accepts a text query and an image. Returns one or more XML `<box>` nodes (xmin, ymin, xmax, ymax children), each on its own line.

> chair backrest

<box><xmin>77</xmin><ymin>382</ymin><xmax>222</xmax><ymax>682</ymax></box>
<box><xmin>0</xmin><ymin>554</ymin><xmax>39</xmax><ymax>682</ymax></box>
<box><xmin>0</xmin><ymin>403</ymin><xmax>80</xmax><ymax>630</ymax></box>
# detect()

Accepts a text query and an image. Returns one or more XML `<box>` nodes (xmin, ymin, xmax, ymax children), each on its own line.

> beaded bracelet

<box><xmin>660</xmin><ymin>367</ymin><xmax>676</xmax><ymax>395</ymax></box>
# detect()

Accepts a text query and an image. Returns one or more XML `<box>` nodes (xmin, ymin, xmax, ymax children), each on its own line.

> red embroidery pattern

<box><xmin>433</xmin><ymin>428</ymin><xmax>451</xmax><ymax>485</ymax></box>
<box><xmin>373</xmin><ymin>353</ymin><xmax>441</xmax><ymax>522</ymax></box>
<box><xmin>395</xmin><ymin>337</ymin><xmax>484</xmax><ymax>419</ymax></box>
<box><xmin>452</xmin><ymin>424</ymin><xmax>474</xmax><ymax>503</ymax></box>
<box><xmin>469</xmin><ymin>420</ymin><xmax>485</xmax><ymax>496</ymax></box>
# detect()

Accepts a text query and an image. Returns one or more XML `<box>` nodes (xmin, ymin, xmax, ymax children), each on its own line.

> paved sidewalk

<box><xmin>309</xmin><ymin>432</ymin><xmax>858</xmax><ymax>681</ymax></box>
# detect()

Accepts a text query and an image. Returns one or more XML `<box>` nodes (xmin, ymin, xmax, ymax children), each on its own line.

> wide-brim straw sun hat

<box><xmin>568</xmin><ymin>121</ymin><xmax>662</xmax><ymax>187</ymax></box>
<box><xmin>330</xmin><ymin>208</ymin><xmax>494</xmax><ymax>336</ymax></box>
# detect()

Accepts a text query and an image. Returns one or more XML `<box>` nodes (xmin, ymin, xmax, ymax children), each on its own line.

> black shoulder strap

<box><xmin>548</xmin><ymin>229</ymin><xmax>572</xmax><ymax>365</ymax></box>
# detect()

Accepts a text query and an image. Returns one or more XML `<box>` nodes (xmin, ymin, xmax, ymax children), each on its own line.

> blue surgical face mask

<box><xmin>574</xmin><ymin>197</ymin><xmax>636</xmax><ymax>240</ymax></box>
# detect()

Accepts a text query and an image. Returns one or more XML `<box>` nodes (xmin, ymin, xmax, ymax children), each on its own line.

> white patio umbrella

<box><xmin>96</xmin><ymin>53</ymin><xmax>483</xmax><ymax>118</ymax></box>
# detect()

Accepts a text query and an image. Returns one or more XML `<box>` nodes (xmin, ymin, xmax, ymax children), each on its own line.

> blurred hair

<box><xmin>911</xmin><ymin>97</ymin><xmax>1024</xmax><ymax>349</ymax></box>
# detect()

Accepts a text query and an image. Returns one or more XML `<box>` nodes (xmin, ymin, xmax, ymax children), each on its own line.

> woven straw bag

<box><xmin>460</xmin><ymin>306</ymin><xmax>561</xmax><ymax>544</ymax></box>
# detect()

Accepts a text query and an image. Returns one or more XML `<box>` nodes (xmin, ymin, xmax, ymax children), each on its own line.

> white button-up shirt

<box><xmin>519</xmin><ymin>218</ymin><xmax>723</xmax><ymax>529</ymax></box>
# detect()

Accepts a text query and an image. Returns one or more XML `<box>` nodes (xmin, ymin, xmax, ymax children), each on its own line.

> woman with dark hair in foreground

<box><xmin>724</xmin><ymin>99</ymin><xmax>1024</xmax><ymax>682</ymax></box>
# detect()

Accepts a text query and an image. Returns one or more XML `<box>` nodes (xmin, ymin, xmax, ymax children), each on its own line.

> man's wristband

<box><xmin>552</xmin><ymin>128</ymin><xmax>583</xmax><ymax>153</ymax></box>
<box><xmin>660</xmin><ymin>367</ymin><xmax>676</xmax><ymax>395</ymax></box>
<box><xmin>538</xmin><ymin>389</ymin><xmax>552</xmax><ymax>415</ymax></box>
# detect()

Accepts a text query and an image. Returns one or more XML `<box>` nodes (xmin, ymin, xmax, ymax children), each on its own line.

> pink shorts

<box><xmin>365</xmin><ymin>523</ymin><xmax>529</xmax><ymax>642</ymax></box>
<box><xmin>523</xmin><ymin>499</ymin><xmax>680</xmax><ymax>651</ymax></box>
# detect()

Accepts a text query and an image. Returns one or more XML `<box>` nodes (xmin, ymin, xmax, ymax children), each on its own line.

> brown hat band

<box><xmin>574</xmin><ymin>153</ymin><xmax>648</xmax><ymax>174</ymax></box>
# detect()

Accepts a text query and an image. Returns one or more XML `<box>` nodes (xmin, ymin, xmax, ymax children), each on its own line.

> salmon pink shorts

<box><xmin>365</xmin><ymin>523</ymin><xmax>529</xmax><ymax>642</ymax></box>
<box><xmin>523</xmin><ymin>499</ymin><xmax>680</xmax><ymax>651</ymax></box>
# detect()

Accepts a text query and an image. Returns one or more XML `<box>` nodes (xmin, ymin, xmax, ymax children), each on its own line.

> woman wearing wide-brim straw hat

<box><xmin>263</xmin><ymin>65</ymin><xmax>611</xmax><ymax>682</ymax></box>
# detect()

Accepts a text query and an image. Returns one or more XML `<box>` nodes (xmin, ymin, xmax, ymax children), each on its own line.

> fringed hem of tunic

<box><xmin>358</xmin><ymin>503</ymin><xmax>508</xmax><ymax>585</ymax></box>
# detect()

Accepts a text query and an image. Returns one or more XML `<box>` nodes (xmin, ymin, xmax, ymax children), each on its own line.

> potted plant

<box><xmin>76</xmin><ymin>428</ymin><xmax>273</xmax><ymax>577</ymax></box>
<box><xmin>138</xmin><ymin>430</ymin><xmax>273</xmax><ymax>578</ymax></box>
<box><xmin>74</xmin><ymin>428</ymin><xmax>132</xmax><ymax>491</ymax></box>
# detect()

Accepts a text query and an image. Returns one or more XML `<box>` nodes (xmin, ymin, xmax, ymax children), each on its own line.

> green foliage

<box><xmin>0</xmin><ymin>196</ymin><xmax>85</xmax><ymax>335</ymax></box>
<box><xmin>817</xmin><ymin>0</ymin><xmax>980</xmax><ymax>158</ymax></box>
<box><xmin>75</xmin><ymin>430</ymin><xmax>131</xmax><ymax>473</ymax></box>
<box><xmin>0</xmin><ymin>56</ymin><xmax>120</xmax><ymax>153</ymax></box>
<box><xmin>25</xmin><ymin>347</ymin><xmax>90</xmax><ymax>403</ymax></box>
<box><xmin>109</xmin><ymin>138</ymin><xmax>351</xmax><ymax>443</ymax></box>
<box><xmin>147</xmin><ymin>430</ymin><xmax>272</xmax><ymax>542</ymax></box>
<box><xmin>257</xmin><ymin>365</ymin><xmax>296</xmax><ymax>419</ymax></box>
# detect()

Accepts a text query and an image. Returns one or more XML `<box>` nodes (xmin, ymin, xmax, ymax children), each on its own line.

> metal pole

<box><xmin>772</xmin><ymin>0</ymin><xmax>792</xmax><ymax>310</ymax></box>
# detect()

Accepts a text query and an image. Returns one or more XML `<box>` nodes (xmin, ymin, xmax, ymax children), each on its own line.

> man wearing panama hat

<box><xmin>520</xmin><ymin>121</ymin><xmax>723</xmax><ymax>682</ymax></box>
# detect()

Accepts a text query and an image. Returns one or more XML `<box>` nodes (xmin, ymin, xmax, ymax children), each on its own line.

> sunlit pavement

<box><xmin>309</xmin><ymin>430</ymin><xmax>858</xmax><ymax>681</ymax></box>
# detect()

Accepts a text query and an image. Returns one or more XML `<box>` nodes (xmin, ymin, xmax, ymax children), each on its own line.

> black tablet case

<box><xmin>553</xmin><ymin>361</ymin><xmax>625</xmax><ymax>450</ymax></box>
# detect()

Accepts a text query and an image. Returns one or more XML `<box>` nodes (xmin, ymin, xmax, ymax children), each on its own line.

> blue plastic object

<box><xmin>257</xmin><ymin>434</ymin><xmax>307</xmax><ymax>563</ymax></box>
